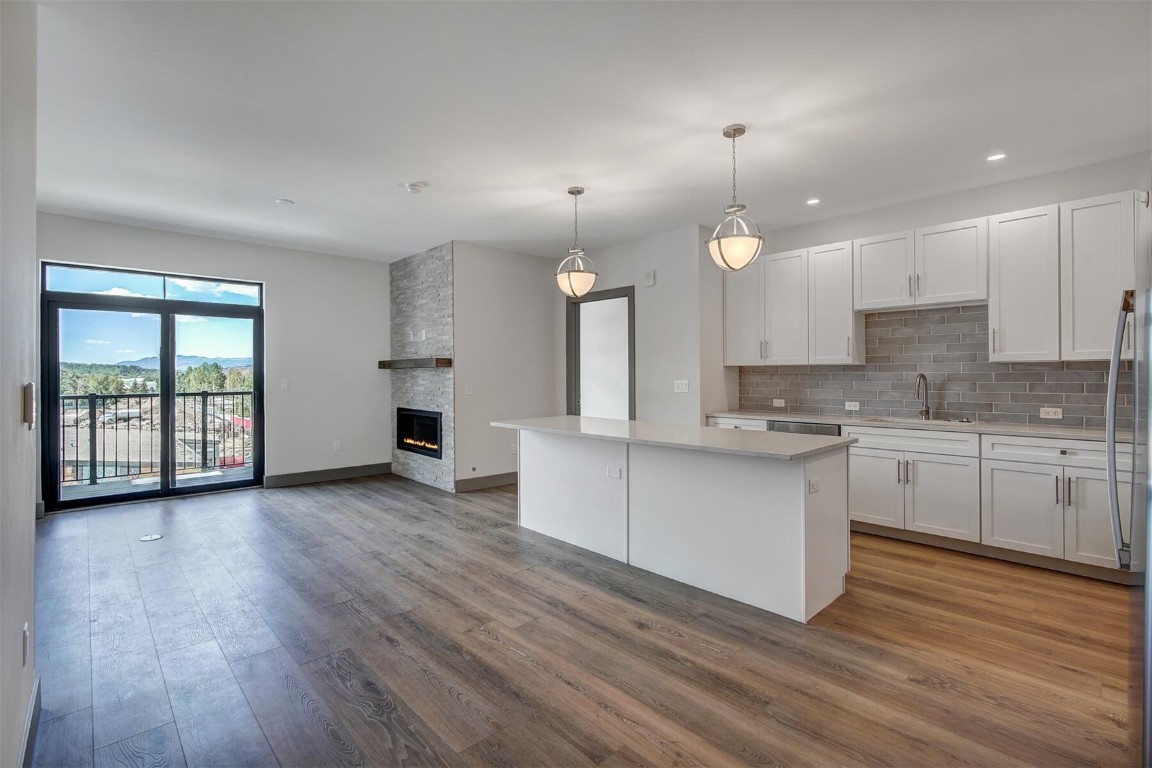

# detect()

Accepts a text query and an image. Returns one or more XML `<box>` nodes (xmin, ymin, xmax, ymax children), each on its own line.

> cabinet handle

<box><xmin>916</xmin><ymin>274</ymin><xmax>921</xmax><ymax>296</ymax></box>
<box><xmin>1066</xmin><ymin>477</ymin><xmax>1073</xmax><ymax>507</ymax></box>
<box><xmin>1055</xmin><ymin>476</ymin><xmax>1061</xmax><ymax>505</ymax></box>
<box><xmin>896</xmin><ymin>460</ymin><xmax>902</xmax><ymax>484</ymax></box>
<box><xmin>846</xmin><ymin>336</ymin><xmax>851</xmax><ymax>356</ymax></box>
<box><xmin>908</xmin><ymin>274</ymin><xmax>913</xmax><ymax>297</ymax></box>
<box><xmin>992</xmin><ymin>328</ymin><xmax>997</xmax><ymax>354</ymax></box>
<box><xmin>905</xmin><ymin>459</ymin><xmax>911</xmax><ymax>485</ymax></box>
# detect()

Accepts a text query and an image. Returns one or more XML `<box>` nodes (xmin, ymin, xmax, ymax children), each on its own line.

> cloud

<box><xmin>175</xmin><ymin>315</ymin><xmax>207</xmax><ymax>323</ymax></box>
<box><xmin>168</xmin><ymin>277</ymin><xmax>259</xmax><ymax>300</ymax></box>
<box><xmin>84</xmin><ymin>339</ymin><xmax>110</xmax><ymax>345</ymax></box>
<box><xmin>95</xmin><ymin>287</ymin><xmax>151</xmax><ymax>298</ymax></box>
<box><xmin>116</xmin><ymin>349</ymin><xmax>135</xmax><ymax>354</ymax></box>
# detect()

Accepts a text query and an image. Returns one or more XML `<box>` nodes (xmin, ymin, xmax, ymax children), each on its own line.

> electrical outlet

<box><xmin>606</xmin><ymin>466</ymin><xmax>623</xmax><ymax>479</ymax></box>
<box><xmin>772</xmin><ymin>399</ymin><xmax>786</xmax><ymax>408</ymax></box>
<box><xmin>1040</xmin><ymin>407</ymin><xmax>1063</xmax><ymax>419</ymax></box>
<box><xmin>280</xmin><ymin>379</ymin><xmax>290</xmax><ymax>391</ymax></box>
<box><xmin>808</xmin><ymin>478</ymin><xmax>821</xmax><ymax>494</ymax></box>
<box><xmin>673</xmin><ymin>380</ymin><xmax>689</xmax><ymax>393</ymax></box>
<box><xmin>333</xmin><ymin>440</ymin><xmax>342</xmax><ymax>452</ymax></box>
<box><xmin>845</xmin><ymin>401</ymin><xmax>860</xmax><ymax>411</ymax></box>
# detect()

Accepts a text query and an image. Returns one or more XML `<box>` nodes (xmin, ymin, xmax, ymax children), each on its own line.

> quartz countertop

<box><xmin>492</xmin><ymin>416</ymin><xmax>856</xmax><ymax>460</ymax></box>
<box><xmin>708</xmin><ymin>411</ymin><xmax>1134</xmax><ymax>443</ymax></box>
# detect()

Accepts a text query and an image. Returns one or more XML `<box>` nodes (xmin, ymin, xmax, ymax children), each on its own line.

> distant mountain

<box><xmin>115</xmin><ymin>355</ymin><xmax>253</xmax><ymax>370</ymax></box>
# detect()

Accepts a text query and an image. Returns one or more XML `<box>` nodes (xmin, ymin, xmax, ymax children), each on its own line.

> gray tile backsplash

<box><xmin>739</xmin><ymin>304</ymin><xmax>1133</xmax><ymax>429</ymax></box>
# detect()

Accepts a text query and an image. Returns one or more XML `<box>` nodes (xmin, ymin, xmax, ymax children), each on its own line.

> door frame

<box><xmin>565</xmin><ymin>286</ymin><xmax>636</xmax><ymax>419</ymax></box>
<box><xmin>41</xmin><ymin>287</ymin><xmax>264</xmax><ymax>511</ymax></box>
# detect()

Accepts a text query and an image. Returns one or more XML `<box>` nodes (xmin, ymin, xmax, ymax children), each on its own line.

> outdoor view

<box><xmin>52</xmin><ymin>267</ymin><xmax>259</xmax><ymax>501</ymax></box>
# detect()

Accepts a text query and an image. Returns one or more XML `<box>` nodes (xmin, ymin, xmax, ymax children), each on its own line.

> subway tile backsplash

<box><xmin>739</xmin><ymin>304</ymin><xmax>1133</xmax><ymax>430</ymax></box>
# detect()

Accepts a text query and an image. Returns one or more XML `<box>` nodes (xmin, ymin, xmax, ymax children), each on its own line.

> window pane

<box><xmin>45</xmin><ymin>265</ymin><xmax>164</xmax><ymax>299</ymax></box>
<box><xmin>165</xmin><ymin>277</ymin><xmax>261</xmax><ymax>306</ymax></box>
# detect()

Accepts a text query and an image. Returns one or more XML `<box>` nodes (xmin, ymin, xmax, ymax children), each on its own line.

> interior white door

<box><xmin>763</xmin><ymin>249</ymin><xmax>809</xmax><ymax>364</ymax></box>
<box><xmin>914</xmin><ymin>217</ymin><xmax>988</xmax><ymax>305</ymax></box>
<box><xmin>1064</xmin><ymin>467</ymin><xmax>1130</xmax><ymax>568</ymax></box>
<box><xmin>853</xmin><ymin>231</ymin><xmax>915</xmax><ymax>311</ymax></box>
<box><xmin>904</xmin><ymin>453</ymin><xmax>980</xmax><ymax>542</ymax></box>
<box><xmin>848</xmin><ymin>448</ymin><xmax>905</xmax><ymax>528</ymax></box>
<box><xmin>980</xmin><ymin>459</ymin><xmax>1064</xmax><ymax>557</ymax></box>
<box><xmin>988</xmin><ymin>205</ymin><xmax>1060</xmax><ymax>361</ymax></box>
<box><xmin>808</xmin><ymin>241</ymin><xmax>862</xmax><ymax>365</ymax></box>
<box><xmin>723</xmin><ymin>262</ymin><xmax>764</xmax><ymax>365</ymax></box>
<box><xmin>579</xmin><ymin>297</ymin><xmax>630</xmax><ymax>419</ymax></box>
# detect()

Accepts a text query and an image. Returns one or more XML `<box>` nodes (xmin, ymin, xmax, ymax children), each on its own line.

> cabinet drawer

<box><xmin>708</xmin><ymin>417</ymin><xmax>769</xmax><ymax>431</ymax></box>
<box><xmin>843</xmin><ymin>427</ymin><xmax>979</xmax><ymax>457</ymax></box>
<box><xmin>980</xmin><ymin>434</ymin><xmax>1131</xmax><ymax>471</ymax></box>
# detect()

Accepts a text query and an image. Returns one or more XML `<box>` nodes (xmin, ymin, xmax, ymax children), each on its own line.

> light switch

<box><xmin>643</xmin><ymin>270</ymin><xmax>657</xmax><ymax>287</ymax></box>
<box><xmin>464</xmin><ymin>383</ymin><xmax>473</xmax><ymax>396</ymax></box>
<box><xmin>673</xmin><ymin>380</ymin><xmax>689</xmax><ymax>393</ymax></box>
<box><xmin>280</xmin><ymin>379</ymin><xmax>290</xmax><ymax>391</ymax></box>
<box><xmin>606</xmin><ymin>466</ymin><xmax>622</xmax><ymax>479</ymax></box>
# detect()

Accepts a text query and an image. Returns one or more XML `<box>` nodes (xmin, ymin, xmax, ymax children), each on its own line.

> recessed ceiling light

<box><xmin>403</xmin><ymin>182</ymin><xmax>428</xmax><ymax>194</ymax></box>
<box><xmin>986</xmin><ymin>153</ymin><xmax>1006</xmax><ymax>162</ymax></box>
<box><xmin>274</xmin><ymin>198</ymin><xmax>295</xmax><ymax>205</ymax></box>
<box><xmin>807</xmin><ymin>198</ymin><xmax>821</xmax><ymax>206</ymax></box>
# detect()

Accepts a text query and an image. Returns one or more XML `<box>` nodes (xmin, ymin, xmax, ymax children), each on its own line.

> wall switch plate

<box><xmin>1040</xmin><ymin>407</ymin><xmax>1063</xmax><ymax>419</ymax></box>
<box><xmin>772</xmin><ymin>399</ymin><xmax>786</xmax><ymax>408</ymax></box>
<box><xmin>643</xmin><ymin>270</ymin><xmax>656</xmax><ymax>287</ymax></box>
<box><xmin>607</xmin><ymin>466</ymin><xmax>623</xmax><ymax>479</ymax></box>
<box><xmin>511</xmin><ymin>442</ymin><xmax>517</xmax><ymax>455</ymax></box>
<box><xmin>808</xmin><ymin>478</ymin><xmax>821</xmax><ymax>494</ymax></box>
<box><xmin>333</xmin><ymin>440</ymin><xmax>342</xmax><ymax>452</ymax></box>
<box><xmin>464</xmin><ymin>383</ymin><xmax>473</xmax><ymax>396</ymax></box>
<box><xmin>280</xmin><ymin>379</ymin><xmax>290</xmax><ymax>391</ymax></box>
<box><xmin>673</xmin><ymin>380</ymin><xmax>689</xmax><ymax>393</ymax></box>
<box><xmin>845</xmin><ymin>401</ymin><xmax>860</xmax><ymax>411</ymax></box>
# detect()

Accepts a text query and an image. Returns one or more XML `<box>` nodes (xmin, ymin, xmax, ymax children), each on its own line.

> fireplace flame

<box><xmin>402</xmin><ymin>437</ymin><xmax>440</xmax><ymax>451</ymax></box>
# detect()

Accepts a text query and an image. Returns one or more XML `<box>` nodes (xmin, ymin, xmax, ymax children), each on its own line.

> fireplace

<box><xmin>396</xmin><ymin>407</ymin><xmax>442</xmax><ymax>460</ymax></box>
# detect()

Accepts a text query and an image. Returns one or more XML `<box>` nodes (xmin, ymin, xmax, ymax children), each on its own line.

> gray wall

<box><xmin>740</xmin><ymin>305</ymin><xmax>1132</xmax><ymax>430</ymax></box>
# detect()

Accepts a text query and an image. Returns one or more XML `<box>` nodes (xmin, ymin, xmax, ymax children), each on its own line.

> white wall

<box><xmin>554</xmin><ymin>225</ymin><xmax>732</xmax><ymax>426</ymax></box>
<box><xmin>0</xmin><ymin>2</ymin><xmax>40</xmax><ymax>763</ymax></box>
<box><xmin>453</xmin><ymin>242</ymin><xmax>555</xmax><ymax>481</ymax></box>
<box><xmin>37</xmin><ymin>213</ymin><xmax>391</xmax><ymax>478</ymax></box>
<box><xmin>767</xmin><ymin>153</ymin><xmax>1148</xmax><ymax>253</ymax></box>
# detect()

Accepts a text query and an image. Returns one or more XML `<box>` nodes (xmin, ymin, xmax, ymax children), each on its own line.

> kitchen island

<box><xmin>492</xmin><ymin>416</ymin><xmax>856</xmax><ymax>623</ymax></box>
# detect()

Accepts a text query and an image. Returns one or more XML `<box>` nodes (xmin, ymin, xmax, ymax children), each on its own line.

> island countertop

<box><xmin>492</xmin><ymin>415</ymin><xmax>856</xmax><ymax>460</ymax></box>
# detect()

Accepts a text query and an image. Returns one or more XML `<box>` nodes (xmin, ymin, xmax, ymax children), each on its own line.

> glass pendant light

<box><xmin>555</xmin><ymin>186</ymin><xmax>598</xmax><ymax>297</ymax></box>
<box><xmin>706</xmin><ymin>124</ymin><xmax>763</xmax><ymax>272</ymax></box>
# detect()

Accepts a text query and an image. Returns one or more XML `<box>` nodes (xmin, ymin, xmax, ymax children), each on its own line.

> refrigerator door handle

<box><xmin>1107</xmin><ymin>291</ymin><xmax>1134</xmax><ymax>569</ymax></box>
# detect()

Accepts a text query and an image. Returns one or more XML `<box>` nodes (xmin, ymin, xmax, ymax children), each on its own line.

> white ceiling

<box><xmin>37</xmin><ymin>1</ymin><xmax>1152</xmax><ymax>263</ymax></box>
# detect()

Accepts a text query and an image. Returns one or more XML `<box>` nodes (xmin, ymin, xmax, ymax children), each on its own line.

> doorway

<box><xmin>42</xmin><ymin>264</ymin><xmax>264</xmax><ymax>510</ymax></box>
<box><xmin>566</xmin><ymin>286</ymin><xmax>636</xmax><ymax>419</ymax></box>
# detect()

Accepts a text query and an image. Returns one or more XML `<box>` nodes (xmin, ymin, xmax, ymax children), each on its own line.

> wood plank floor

<box><xmin>30</xmin><ymin>474</ymin><xmax>1135</xmax><ymax>767</ymax></box>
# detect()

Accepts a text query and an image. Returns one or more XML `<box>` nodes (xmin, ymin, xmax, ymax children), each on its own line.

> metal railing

<box><xmin>59</xmin><ymin>391</ymin><xmax>254</xmax><ymax>485</ymax></box>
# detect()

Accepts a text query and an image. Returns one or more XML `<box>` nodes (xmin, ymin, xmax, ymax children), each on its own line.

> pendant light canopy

<box><xmin>706</xmin><ymin>124</ymin><xmax>763</xmax><ymax>272</ymax></box>
<box><xmin>556</xmin><ymin>186</ymin><xmax>598</xmax><ymax>298</ymax></box>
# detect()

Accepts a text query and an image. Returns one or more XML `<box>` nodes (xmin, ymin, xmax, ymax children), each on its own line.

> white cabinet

<box><xmin>981</xmin><ymin>460</ymin><xmax>1064</xmax><ymax>557</ymax></box>
<box><xmin>853</xmin><ymin>218</ymin><xmax>987</xmax><ymax>311</ymax></box>
<box><xmin>708</xmin><ymin>416</ymin><xmax>769</xmax><ymax>431</ymax></box>
<box><xmin>988</xmin><ymin>206</ymin><xmax>1061</xmax><ymax>362</ymax></box>
<box><xmin>914</xmin><ymin>217</ymin><xmax>988</xmax><ymax>305</ymax></box>
<box><xmin>1060</xmin><ymin>191</ymin><xmax>1136</xmax><ymax>361</ymax></box>
<box><xmin>763</xmin><ymin>249</ymin><xmax>809</xmax><ymax>364</ymax></box>
<box><xmin>853</xmin><ymin>231</ymin><xmax>914</xmax><ymax>311</ymax></box>
<box><xmin>1064</xmin><ymin>467</ymin><xmax>1129</xmax><ymax>568</ymax></box>
<box><xmin>723</xmin><ymin>261</ymin><xmax>764</xmax><ymax>366</ymax></box>
<box><xmin>808</xmin><ymin>241</ymin><xmax>864</xmax><ymax>365</ymax></box>
<box><xmin>846</xmin><ymin>427</ymin><xmax>980</xmax><ymax>542</ymax></box>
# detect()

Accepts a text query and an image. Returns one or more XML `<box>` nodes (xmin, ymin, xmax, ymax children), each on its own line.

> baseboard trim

<box><xmin>34</xmin><ymin>501</ymin><xmax>44</xmax><ymax>520</ymax></box>
<box><xmin>20</xmin><ymin>675</ymin><xmax>40</xmax><ymax>767</ymax></box>
<box><xmin>264</xmin><ymin>463</ymin><xmax>391</xmax><ymax>489</ymax></box>
<box><xmin>851</xmin><ymin>522</ymin><xmax>1136</xmax><ymax>585</ymax></box>
<box><xmin>455</xmin><ymin>472</ymin><xmax>518</xmax><ymax>493</ymax></box>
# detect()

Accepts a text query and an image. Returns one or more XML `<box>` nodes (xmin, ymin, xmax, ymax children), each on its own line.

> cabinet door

<box><xmin>848</xmin><ymin>448</ymin><xmax>905</xmax><ymax>528</ymax></box>
<box><xmin>914</xmin><ymin>217</ymin><xmax>988</xmax><ymax>305</ymax></box>
<box><xmin>1060</xmin><ymin>191</ymin><xmax>1136</xmax><ymax>360</ymax></box>
<box><xmin>854</xmin><ymin>231</ymin><xmax>914</xmax><ymax>311</ymax></box>
<box><xmin>723</xmin><ymin>261</ymin><xmax>764</xmax><ymax>366</ymax></box>
<box><xmin>905</xmin><ymin>454</ymin><xmax>980</xmax><ymax>542</ymax></box>
<box><xmin>763</xmin><ymin>249</ymin><xmax>809</xmax><ymax>365</ymax></box>
<box><xmin>988</xmin><ymin>206</ymin><xmax>1060</xmax><ymax>361</ymax></box>
<box><xmin>980</xmin><ymin>460</ymin><xmax>1064</xmax><ymax>557</ymax></box>
<box><xmin>808</xmin><ymin>241</ymin><xmax>864</xmax><ymax>364</ymax></box>
<box><xmin>1064</xmin><ymin>467</ymin><xmax>1130</xmax><ymax>568</ymax></box>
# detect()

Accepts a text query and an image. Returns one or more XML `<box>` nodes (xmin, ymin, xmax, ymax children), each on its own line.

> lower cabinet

<box><xmin>849</xmin><ymin>446</ymin><xmax>980</xmax><ymax>542</ymax></box>
<box><xmin>981</xmin><ymin>460</ymin><xmax>1129</xmax><ymax>567</ymax></box>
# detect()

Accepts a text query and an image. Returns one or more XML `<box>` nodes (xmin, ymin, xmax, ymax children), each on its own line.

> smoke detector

<box><xmin>403</xmin><ymin>182</ymin><xmax>428</xmax><ymax>194</ymax></box>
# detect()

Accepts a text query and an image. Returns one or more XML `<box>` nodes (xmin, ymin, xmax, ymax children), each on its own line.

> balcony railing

<box><xmin>59</xmin><ymin>391</ymin><xmax>254</xmax><ymax>486</ymax></box>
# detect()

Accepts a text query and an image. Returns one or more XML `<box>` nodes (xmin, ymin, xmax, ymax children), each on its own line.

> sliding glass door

<box><xmin>42</xmin><ymin>264</ymin><xmax>263</xmax><ymax>511</ymax></box>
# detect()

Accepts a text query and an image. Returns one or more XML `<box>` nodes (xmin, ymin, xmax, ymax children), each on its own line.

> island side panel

<box><xmin>517</xmin><ymin>430</ymin><xmax>629</xmax><ymax>562</ymax></box>
<box><xmin>627</xmin><ymin>443</ymin><xmax>807</xmax><ymax>622</ymax></box>
<box><xmin>802</xmin><ymin>448</ymin><xmax>850</xmax><ymax>621</ymax></box>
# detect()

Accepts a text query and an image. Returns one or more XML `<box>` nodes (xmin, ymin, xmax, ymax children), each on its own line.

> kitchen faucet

<box><xmin>914</xmin><ymin>373</ymin><xmax>930</xmax><ymax>420</ymax></box>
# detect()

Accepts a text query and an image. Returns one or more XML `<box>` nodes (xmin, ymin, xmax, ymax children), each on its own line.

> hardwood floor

<box><xmin>30</xmin><ymin>474</ymin><xmax>1134</xmax><ymax>766</ymax></box>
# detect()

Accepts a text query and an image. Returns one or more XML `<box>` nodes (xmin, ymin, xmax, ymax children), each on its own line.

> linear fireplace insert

<box><xmin>396</xmin><ymin>407</ymin><xmax>442</xmax><ymax>459</ymax></box>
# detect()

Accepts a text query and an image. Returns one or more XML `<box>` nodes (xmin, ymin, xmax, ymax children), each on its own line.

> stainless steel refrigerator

<box><xmin>1109</xmin><ymin>170</ymin><xmax>1152</xmax><ymax>766</ymax></box>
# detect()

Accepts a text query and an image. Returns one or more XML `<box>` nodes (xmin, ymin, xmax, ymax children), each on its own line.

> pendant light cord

<box><xmin>731</xmin><ymin>134</ymin><xmax>739</xmax><ymax>206</ymax></box>
<box><xmin>573</xmin><ymin>192</ymin><xmax>580</xmax><ymax>248</ymax></box>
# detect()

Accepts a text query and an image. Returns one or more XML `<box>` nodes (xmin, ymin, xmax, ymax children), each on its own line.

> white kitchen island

<box><xmin>492</xmin><ymin>416</ymin><xmax>857</xmax><ymax>623</ymax></box>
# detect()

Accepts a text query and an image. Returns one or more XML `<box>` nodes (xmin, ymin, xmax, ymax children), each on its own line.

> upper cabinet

<box><xmin>853</xmin><ymin>231</ymin><xmax>914</xmax><ymax>310</ymax></box>
<box><xmin>808</xmin><ymin>241</ymin><xmax>864</xmax><ymax>365</ymax></box>
<box><xmin>988</xmin><ymin>205</ymin><xmax>1060</xmax><ymax>362</ymax></box>
<box><xmin>763</xmin><ymin>249</ymin><xmax>809</xmax><ymax>365</ymax></box>
<box><xmin>722</xmin><ymin>260</ymin><xmax>765</xmax><ymax>366</ymax></box>
<box><xmin>1060</xmin><ymin>191</ymin><xmax>1136</xmax><ymax>361</ymax></box>
<box><xmin>853</xmin><ymin>219</ymin><xmax>987</xmax><ymax>311</ymax></box>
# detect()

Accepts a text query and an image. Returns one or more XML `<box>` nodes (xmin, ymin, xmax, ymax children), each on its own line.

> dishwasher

<box><xmin>767</xmin><ymin>420</ymin><xmax>842</xmax><ymax>437</ymax></box>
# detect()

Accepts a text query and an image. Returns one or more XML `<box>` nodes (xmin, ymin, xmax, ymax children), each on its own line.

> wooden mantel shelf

<box><xmin>378</xmin><ymin>358</ymin><xmax>453</xmax><ymax>370</ymax></box>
